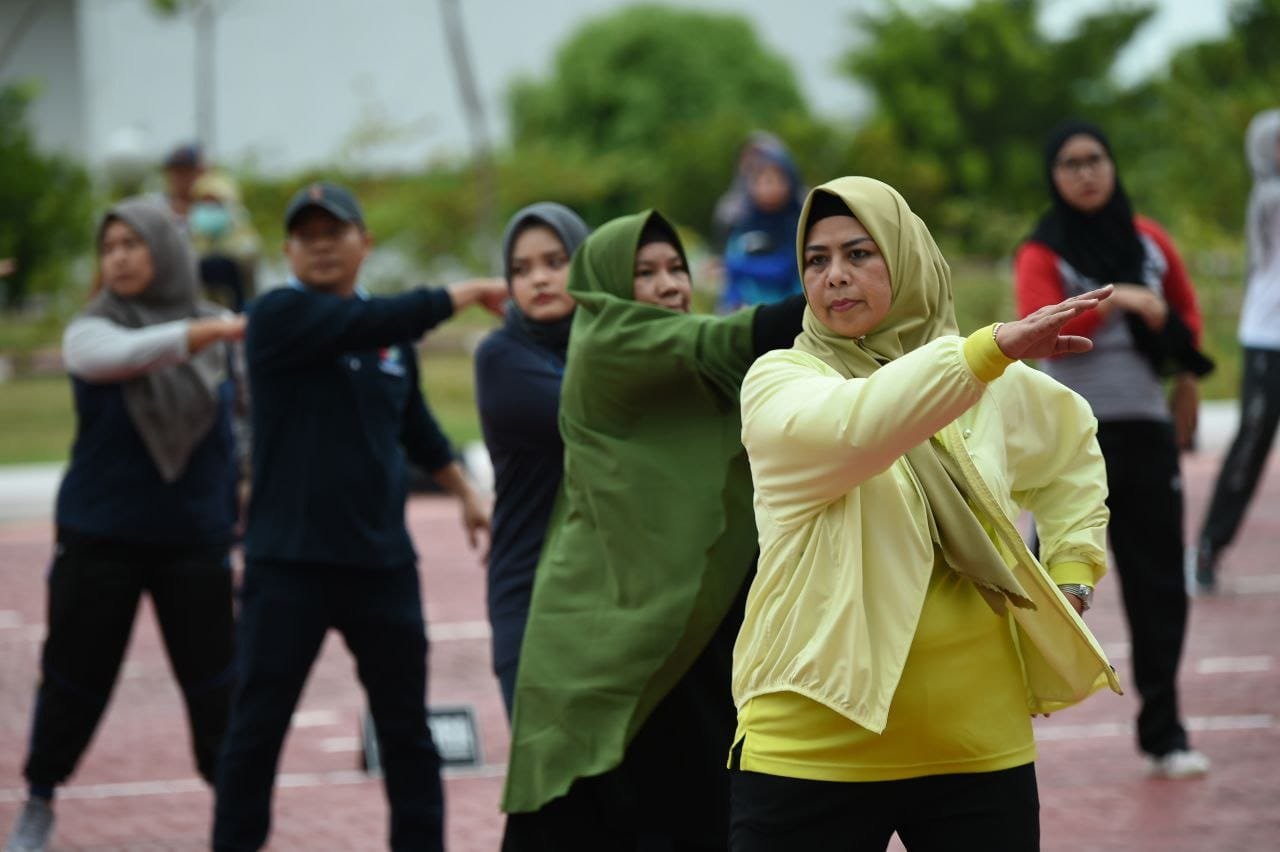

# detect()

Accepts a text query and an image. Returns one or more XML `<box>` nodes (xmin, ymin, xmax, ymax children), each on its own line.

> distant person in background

<box><xmin>475</xmin><ymin>202</ymin><xmax>590</xmax><ymax>718</ymax></box>
<box><xmin>717</xmin><ymin>143</ymin><xmax>807</xmax><ymax>312</ymax></box>
<box><xmin>212</xmin><ymin>182</ymin><xmax>507</xmax><ymax>852</ymax></box>
<box><xmin>711</xmin><ymin>131</ymin><xmax>788</xmax><ymax>252</ymax></box>
<box><xmin>190</xmin><ymin>171</ymin><xmax>262</xmax><ymax>312</ymax></box>
<box><xmin>161</xmin><ymin>143</ymin><xmax>205</xmax><ymax>229</ymax></box>
<box><xmin>1015</xmin><ymin>119</ymin><xmax>1214</xmax><ymax>780</ymax></box>
<box><xmin>4</xmin><ymin>198</ymin><xmax>245</xmax><ymax>852</ymax></box>
<box><xmin>1196</xmin><ymin>107</ymin><xmax>1280</xmax><ymax>592</ymax></box>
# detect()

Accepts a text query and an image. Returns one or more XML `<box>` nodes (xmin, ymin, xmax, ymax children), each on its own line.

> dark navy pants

<box><xmin>212</xmin><ymin>560</ymin><xmax>443</xmax><ymax>851</ymax></box>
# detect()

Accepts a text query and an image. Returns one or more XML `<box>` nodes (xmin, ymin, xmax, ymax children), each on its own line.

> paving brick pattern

<box><xmin>0</xmin><ymin>449</ymin><xmax>1277</xmax><ymax>851</ymax></box>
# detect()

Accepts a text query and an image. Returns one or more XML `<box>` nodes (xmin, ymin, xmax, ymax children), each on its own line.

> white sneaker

<box><xmin>1146</xmin><ymin>749</ymin><xmax>1211</xmax><ymax>779</ymax></box>
<box><xmin>4</xmin><ymin>798</ymin><xmax>54</xmax><ymax>852</ymax></box>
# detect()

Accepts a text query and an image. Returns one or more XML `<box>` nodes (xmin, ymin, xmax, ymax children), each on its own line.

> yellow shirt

<box><xmin>737</xmin><ymin>553</ymin><xmax>1038</xmax><ymax>781</ymax></box>
<box><xmin>732</xmin><ymin>328</ymin><xmax>1121</xmax><ymax>772</ymax></box>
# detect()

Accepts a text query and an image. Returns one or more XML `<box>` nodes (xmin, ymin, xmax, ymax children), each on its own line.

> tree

<box><xmin>505</xmin><ymin>4</ymin><xmax>813</xmax><ymax>233</ymax></box>
<box><xmin>841</xmin><ymin>0</ymin><xmax>1152</xmax><ymax>252</ymax></box>
<box><xmin>1115</xmin><ymin>0</ymin><xmax>1280</xmax><ymax>242</ymax></box>
<box><xmin>0</xmin><ymin>83</ymin><xmax>93</xmax><ymax>310</ymax></box>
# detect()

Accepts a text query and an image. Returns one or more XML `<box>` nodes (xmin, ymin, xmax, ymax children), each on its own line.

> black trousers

<box><xmin>212</xmin><ymin>560</ymin><xmax>443</xmax><ymax>852</ymax></box>
<box><xmin>23</xmin><ymin>529</ymin><xmax>234</xmax><ymax>788</ymax></box>
<box><xmin>501</xmin><ymin>572</ymin><xmax>749</xmax><ymax>852</ymax></box>
<box><xmin>1097</xmin><ymin>419</ymin><xmax>1191</xmax><ymax>756</ymax></box>
<box><xmin>1200</xmin><ymin>347</ymin><xmax>1280</xmax><ymax>556</ymax></box>
<box><xmin>728</xmin><ymin>764</ymin><xmax>1040</xmax><ymax>852</ymax></box>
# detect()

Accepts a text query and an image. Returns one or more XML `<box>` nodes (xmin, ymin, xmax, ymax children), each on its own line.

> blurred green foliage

<box><xmin>840</xmin><ymin>0</ymin><xmax>1152</xmax><ymax>254</ymax></box>
<box><xmin>509</xmin><ymin>5</ymin><xmax>805</xmax><ymax>152</ymax></box>
<box><xmin>1113</xmin><ymin>0</ymin><xmax>1280</xmax><ymax>248</ymax></box>
<box><xmin>504</xmin><ymin>4</ymin><xmax>822</xmax><ymax>245</ymax></box>
<box><xmin>3</xmin><ymin>0</ymin><xmax>1276</xmax><ymax>395</ymax></box>
<box><xmin>0</xmin><ymin>83</ymin><xmax>94</xmax><ymax>310</ymax></box>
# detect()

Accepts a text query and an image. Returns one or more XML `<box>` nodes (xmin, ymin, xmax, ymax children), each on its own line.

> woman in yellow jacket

<box><xmin>729</xmin><ymin>177</ymin><xmax>1123</xmax><ymax>851</ymax></box>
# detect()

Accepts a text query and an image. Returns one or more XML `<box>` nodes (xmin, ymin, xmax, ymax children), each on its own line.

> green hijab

<box><xmin>503</xmin><ymin>210</ymin><xmax>758</xmax><ymax>813</ymax></box>
<box><xmin>793</xmin><ymin>177</ymin><xmax>1033</xmax><ymax>612</ymax></box>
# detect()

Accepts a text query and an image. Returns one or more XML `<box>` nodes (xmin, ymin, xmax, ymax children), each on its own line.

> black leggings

<box><xmin>23</xmin><ymin>529</ymin><xmax>235</xmax><ymax>788</ymax></box>
<box><xmin>502</xmin><ymin>572</ymin><xmax>750</xmax><ymax>852</ymax></box>
<box><xmin>1096</xmin><ymin>419</ymin><xmax>1191</xmax><ymax>757</ymax></box>
<box><xmin>729</xmin><ymin>764</ymin><xmax>1040</xmax><ymax>852</ymax></box>
<box><xmin>1200</xmin><ymin>347</ymin><xmax>1280</xmax><ymax>555</ymax></box>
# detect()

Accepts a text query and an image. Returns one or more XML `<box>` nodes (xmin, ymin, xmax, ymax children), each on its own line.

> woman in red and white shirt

<box><xmin>1014</xmin><ymin>120</ymin><xmax>1214</xmax><ymax>780</ymax></box>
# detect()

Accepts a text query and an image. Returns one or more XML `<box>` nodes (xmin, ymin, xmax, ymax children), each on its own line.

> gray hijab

<box><xmin>1246</xmin><ymin>108</ymin><xmax>1280</xmax><ymax>279</ymax></box>
<box><xmin>500</xmin><ymin>202</ymin><xmax>590</xmax><ymax>359</ymax></box>
<box><xmin>83</xmin><ymin>197</ymin><xmax>227</xmax><ymax>482</ymax></box>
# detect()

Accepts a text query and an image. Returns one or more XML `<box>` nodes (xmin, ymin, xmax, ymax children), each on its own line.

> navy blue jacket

<box><xmin>56</xmin><ymin>378</ymin><xmax>238</xmax><ymax>547</ymax></box>
<box><xmin>243</xmin><ymin>285</ymin><xmax>456</xmax><ymax>567</ymax></box>
<box><xmin>474</xmin><ymin>320</ymin><xmax>565</xmax><ymax>674</ymax></box>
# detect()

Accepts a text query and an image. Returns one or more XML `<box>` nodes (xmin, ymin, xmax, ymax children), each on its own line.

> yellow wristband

<box><xmin>963</xmin><ymin>323</ymin><xmax>1016</xmax><ymax>383</ymax></box>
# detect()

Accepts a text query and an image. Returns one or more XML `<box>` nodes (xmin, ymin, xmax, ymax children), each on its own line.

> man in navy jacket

<box><xmin>212</xmin><ymin>183</ymin><xmax>506</xmax><ymax>852</ymax></box>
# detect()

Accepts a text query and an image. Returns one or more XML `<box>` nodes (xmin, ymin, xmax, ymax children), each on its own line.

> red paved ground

<box><xmin>0</xmin><ymin>449</ymin><xmax>1277</xmax><ymax>851</ymax></box>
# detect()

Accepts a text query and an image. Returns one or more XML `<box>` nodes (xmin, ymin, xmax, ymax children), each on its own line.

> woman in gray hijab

<box><xmin>6</xmin><ymin>198</ymin><xmax>246</xmax><ymax>852</ymax></box>
<box><xmin>474</xmin><ymin>202</ymin><xmax>590</xmax><ymax>718</ymax></box>
<box><xmin>1196</xmin><ymin>108</ymin><xmax>1280</xmax><ymax>591</ymax></box>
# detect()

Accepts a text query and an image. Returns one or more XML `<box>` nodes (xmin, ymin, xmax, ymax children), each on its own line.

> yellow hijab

<box><xmin>792</xmin><ymin>176</ymin><xmax>1033</xmax><ymax>612</ymax></box>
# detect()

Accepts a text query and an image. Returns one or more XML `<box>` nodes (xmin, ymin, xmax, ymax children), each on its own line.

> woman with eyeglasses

<box><xmin>1014</xmin><ymin>119</ymin><xmax>1214</xmax><ymax>780</ymax></box>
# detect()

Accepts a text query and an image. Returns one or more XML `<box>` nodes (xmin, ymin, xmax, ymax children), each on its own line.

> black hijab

<box><xmin>500</xmin><ymin>202</ymin><xmax>590</xmax><ymax>360</ymax></box>
<box><xmin>1029</xmin><ymin>120</ymin><xmax>1213</xmax><ymax>378</ymax></box>
<box><xmin>1030</xmin><ymin>120</ymin><xmax>1147</xmax><ymax>285</ymax></box>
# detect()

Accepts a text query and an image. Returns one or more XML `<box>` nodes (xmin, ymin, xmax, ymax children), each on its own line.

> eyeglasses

<box><xmin>1054</xmin><ymin>152</ymin><xmax>1109</xmax><ymax>177</ymax></box>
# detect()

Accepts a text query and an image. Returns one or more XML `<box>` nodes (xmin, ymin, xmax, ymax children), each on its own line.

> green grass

<box><xmin>0</xmin><ymin>265</ymin><xmax>1248</xmax><ymax>466</ymax></box>
<box><xmin>0</xmin><ymin>352</ymin><xmax>485</xmax><ymax>466</ymax></box>
<box><xmin>419</xmin><ymin>350</ymin><xmax>483</xmax><ymax>447</ymax></box>
<box><xmin>0</xmin><ymin>312</ymin><xmax>66</xmax><ymax>355</ymax></box>
<box><xmin>0</xmin><ymin>375</ymin><xmax>76</xmax><ymax>464</ymax></box>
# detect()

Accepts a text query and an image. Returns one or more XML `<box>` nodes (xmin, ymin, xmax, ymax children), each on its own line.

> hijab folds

<box><xmin>1245</xmin><ymin>108</ymin><xmax>1280</xmax><ymax>279</ymax></box>
<box><xmin>83</xmin><ymin>197</ymin><xmax>228</xmax><ymax>482</ymax></box>
<box><xmin>793</xmin><ymin>176</ymin><xmax>1034</xmax><ymax>614</ymax></box>
<box><xmin>500</xmin><ymin>202</ymin><xmax>590</xmax><ymax>360</ymax></box>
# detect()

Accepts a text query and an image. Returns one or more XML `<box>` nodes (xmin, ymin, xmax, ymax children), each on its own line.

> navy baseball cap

<box><xmin>284</xmin><ymin>181</ymin><xmax>365</xmax><ymax>231</ymax></box>
<box><xmin>163</xmin><ymin>143</ymin><xmax>202</xmax><ymax>169</ymax></box>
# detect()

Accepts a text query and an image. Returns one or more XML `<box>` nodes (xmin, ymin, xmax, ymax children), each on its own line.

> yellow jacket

<box><xmin>733</xmin><ymin>334</ymin><xmax>1123</xmax><ymax>734</ymax></box>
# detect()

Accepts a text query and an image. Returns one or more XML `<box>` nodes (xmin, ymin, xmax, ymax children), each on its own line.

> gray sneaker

<box><xmin>4</xmin><ymin>798</ymin><xmax>54</xmax><ymax>852</ymax></box>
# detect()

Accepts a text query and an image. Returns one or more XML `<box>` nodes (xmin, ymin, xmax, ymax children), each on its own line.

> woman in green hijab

<box><xmin>502</xmin><ymin>211</ymin><xmax>804</xmax><ymax>850</ymax></box>
<box><xmin>729</xmin><ymin>178</ymin><xmax>1122</xmax><ymax>850</ymax></box>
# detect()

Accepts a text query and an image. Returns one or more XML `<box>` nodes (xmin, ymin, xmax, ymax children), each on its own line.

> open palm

<box><xmin>996</xmin><ymin>285</ymin><xmax>1112</xmax><ymax>360</ymax></box>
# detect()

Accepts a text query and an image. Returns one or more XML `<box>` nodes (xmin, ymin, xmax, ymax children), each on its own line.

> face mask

<box><xmin>190</xmin><ymin>202</ymin><xmax>232</xmax><ymax>239</ymax></box>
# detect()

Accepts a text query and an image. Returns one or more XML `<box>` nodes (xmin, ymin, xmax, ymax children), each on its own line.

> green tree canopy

<box><xmin>0</xmin><ymin>83</ymin><xmax>93</xmax><ymax>310</ymax></box>
<box><xmin>841</xmin><ymin>0</ymin><xmax>1152</xmax><ymax>252</ymax></box>
<box><xmin>509</xmin><ymin>4</ymin><xmax>806</xmax><ymax>154</ymax></box>
<box><xmin>1114</xmin><ymin>0</ymin><xmax>1280</xmax><ymax>242</ymax></box>
<box><xmin>503</xmin><ymin>4</ymin><xmax>819</xmax><ymax>234</ymax></box>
